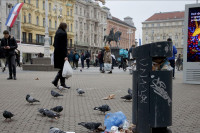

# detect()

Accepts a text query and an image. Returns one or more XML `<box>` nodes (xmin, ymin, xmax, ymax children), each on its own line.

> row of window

<box><xmin>22</xmin><ymin>32</ymin><xmax>52</xmax><ymax>45</ymax></box>
<box><xmin>23</xmin><ymin>14</ymin><xmax>73</xmax><ymax>31</ymax></box>
<box><xmin>144</xmin><ymin>21</ymin><xmax>184</xmax><ymax>28</ymax></box>
<box><xmin>145</xmin><ymin>28</ymin><xmax>184</xmax><ymax>35</ymax></box>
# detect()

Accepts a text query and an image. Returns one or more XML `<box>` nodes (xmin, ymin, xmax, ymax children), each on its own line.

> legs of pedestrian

<box><xmin>76</xmin><ymin>61</ymin><xmax>78</xmax><ymax>69</ymax></box>
<box><xmin>11</xmin><ymin>56</ymin><xmax>17</xmax><ymax>80</ymax></box>
<box><xmin>169</xmin><ymin>60</ymin><xmax>175</xmax><ymax>78</ymax></box>
<box><xmin>0</xmin><ymin>59</ymin><xmax>6</xmax><ymax>72</ymax></box>
<box><xmin>59</xmin><ymin>69</ymin><xmax>70</xmax><ymax>89</ymax></box>
<box><xmin>52</xmin><ymin>72</ymin><xmax>60</xmax><ymax>87</ymax></box>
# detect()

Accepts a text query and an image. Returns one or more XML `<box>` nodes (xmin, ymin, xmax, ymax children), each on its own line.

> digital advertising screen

<box><xmin>187</xmin><ymin>7</ymin><xmax>200</xmax><ymax>62</ymax></box>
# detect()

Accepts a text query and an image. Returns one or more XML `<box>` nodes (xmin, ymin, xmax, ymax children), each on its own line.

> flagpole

<box><xmin>19</xmin><ymin>7</ymin><xmax>23</xmax><ymax>64</ymax></box>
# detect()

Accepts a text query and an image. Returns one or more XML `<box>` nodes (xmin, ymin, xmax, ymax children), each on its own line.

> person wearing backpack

<box><xmin>73</xmin><ymin>50</ymin><xmax>79</xmax><ymax>69</ymax></box>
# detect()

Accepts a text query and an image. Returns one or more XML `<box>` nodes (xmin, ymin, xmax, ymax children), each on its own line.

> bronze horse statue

<box><xmin>104</xmin><ymin>28</ymin><xmax>122</xmax><ymax>47</ymax></box>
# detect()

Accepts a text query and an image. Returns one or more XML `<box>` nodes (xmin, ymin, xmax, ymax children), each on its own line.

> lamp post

<box><xmin>44</xmin><ymin>0</ymin><xmax>50</xmax><ymax>58</ymax></box>
<box><xmin>127</xmin><ymin>29</ymin><xmax>133</xmax><ymax>49</ymax></box>
<box><xmin>53</xmin><ymin>1</ymin><xmax>62</xmax><ymax>28</ymax></box>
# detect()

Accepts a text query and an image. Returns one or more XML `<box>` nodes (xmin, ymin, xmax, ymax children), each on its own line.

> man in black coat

<box><xmin>52</xmin><ymin>23</ymin><xmax>70</xmax><ymax>89</ymax></box>
<box><xmin>1</xmin><ymin>30</ymin><xmax>18</xmax><ymax>80</ymax></box>
<box><xmin>85</xmin><ymin>50</ymin><xmax>91</xmax><ymax>69</ymax></box>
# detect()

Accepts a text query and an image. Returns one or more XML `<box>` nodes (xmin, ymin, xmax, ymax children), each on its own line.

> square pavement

<box><xmin>0</xmin><ymin>68</ymin><xmax>199</xmax><ymax>133</ymax></box>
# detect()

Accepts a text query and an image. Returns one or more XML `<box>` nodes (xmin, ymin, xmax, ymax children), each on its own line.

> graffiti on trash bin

<box><xmin>150</xmin><ymin>77</ymin><xmax>172</xmax><ymax>106</ymax></box>
<box><xmin>138</xmin><ymin>58</ymin><xmax>149</xmax><ymax>104</ymax></box>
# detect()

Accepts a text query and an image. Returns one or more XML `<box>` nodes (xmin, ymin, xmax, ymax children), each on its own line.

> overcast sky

<box><xmin>99</xmin><ymin>0</ymin><xmax>198</xmax><ymax>42</ymax></box>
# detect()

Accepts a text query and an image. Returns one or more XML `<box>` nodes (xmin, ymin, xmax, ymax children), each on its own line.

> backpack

<box><xmin>75</xmin><ymin>54</ymin><xmax>79</xmax><ymax>60</ymax></box>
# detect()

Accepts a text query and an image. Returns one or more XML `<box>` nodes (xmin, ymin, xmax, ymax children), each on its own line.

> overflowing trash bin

<box><xmin>132</xmin><ymin>41</ymin><xmax>173</xmax><ymax>133</ymax></box>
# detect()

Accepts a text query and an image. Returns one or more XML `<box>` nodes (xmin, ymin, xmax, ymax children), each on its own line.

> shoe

<box><xmin>101</xmin><ymin>70</ymin><xmax>105</xmax><ymax>73</ymax></box>
<box><xmin>13</xmin><ymin>77</ymin><xmax>17</xmax><ymax>80</ymax></box>
<box><xmin>108</xmin><ymin>71</ymin><xmax>112</xmax><ymax>74</ymax></box>
<box><xmin>61</xmin><ymin>84</ymin><xmax>71</xmax><ymax>89</ymax></box>
<box><xmin>7</xmin><ymin>77</ymin><xmax>13</xmax><ymax>80</ymax></box>
<box><xmin>60</xmin><ymin>77</ymin><xmax>71</xmax><ymax>89</ymax></box>
<box><xmin>52</xmin><ymin>73</ymin><xmax>60</xmax><ymax>87</ymax></box>
<box><xmin>172</xmin><ymin>77</ymin><xmax>175</xmax><ymax>79</ymax></box>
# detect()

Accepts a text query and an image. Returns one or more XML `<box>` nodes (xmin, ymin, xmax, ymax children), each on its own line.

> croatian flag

<box><xmin>5</xmin><ymin>3</ymin><xmax>24</xmax><ymax>28</ymax></box>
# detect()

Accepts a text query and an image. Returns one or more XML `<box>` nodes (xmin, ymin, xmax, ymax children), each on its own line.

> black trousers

<box><xmin>74</xmin><ymin>61</ymin><xmax>78</xmax><ymax>68</ymax></box>
<box><xmin>6</xmin><ymin>55</ymin><xmax>16</xmax><ymax>77</ymax></box>
<box><xmin>86</xmin><ymin>59</ymin><xmax>90</xmax><ymax>68</ymax></box>
<box><xmin>169</xmin><ymin>60</ymin><xmax>175</xmax><ymax>77</ymax></box>
<box><xmin>81</xmin><ymin>60</ymin><xmax>84</xmax><ymax>68</ymax></box>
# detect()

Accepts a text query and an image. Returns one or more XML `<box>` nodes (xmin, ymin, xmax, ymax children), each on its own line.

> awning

<box><xmin>17</xmin><ymin>43</ymin><xmax>53</xmax><ymax>54</ymax></box>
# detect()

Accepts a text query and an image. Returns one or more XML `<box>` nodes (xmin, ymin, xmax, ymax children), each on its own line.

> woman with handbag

<box><xmin>52</xmin><ymin>23</ymin><xmax>70</xmax><ymax>89</ymax></box>
<box><xmin>103</xmin><ymin>46</ymin><xmax>112</xmax><ymax>74</ymax></box>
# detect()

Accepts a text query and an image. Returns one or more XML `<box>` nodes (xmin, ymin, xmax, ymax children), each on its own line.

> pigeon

<box><xmin>51</xmin><ymin>90</ymin><xmax>63</xmax><ymax>97</ymax></box>
<box><xmin>3</xmin><ymin>111</ymin><xmax>14</xmax><ymax>120</ymax></box>
<box><xmin>44</xmin><ymin>110</ymin><xmax>60</xmax><ymax>120</ymax></box>
<box><xmin>76</xmin><ymin>88</ymin><xmax>85</xmax><ymax>95</ymax></box>
<box><xmin>94</xmin><ymin>104</ymin><xmax>111</xmax><ymax>114</ymax></box>
<box><xmin>50</xmin><ymin>106</ymin><xmax>63</xmax><ymax>113</ymax></box>
<box><xmin>38</xmin><ymin>108</ymin><xmax>49</xmax><ymax>116</ymax></box>
<box><xmin>121</xmin><ymin>94</ymin><xmax>132</xmax><ymax>101</ymax></box>
<box><xmin>49</xmin><ymin>127</ymin><xmax>66</xmax><ymax>133</ymax></box>
<box><xmin>78</xmin><ymin>122</ymin><xmax>102</xmax><ymax>131</ymax></box>
<box><xmin>57</xmin><ymin>86</ymin><xmax>65</xmax><ymax>92</ymax></box>
<box><xmin>26</xmin><ymin>94</ymin><xmax>40</xmax><ymax>104</ymax></box>
<box><xmin>128</xmin><ymin>88</ymin><xmax>132</xmax><ymax>95</ymax></box>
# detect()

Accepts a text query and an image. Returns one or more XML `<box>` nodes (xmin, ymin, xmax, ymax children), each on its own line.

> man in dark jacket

<box><xmin>1</xmin><ymin>30</ymin><xmax>18</xmax><ymax>80</ymax></box>
<box><xmin>73</xmin><ymin>50</ymin><xmax>79</xmax><ymax>69</ymax></box>
<box><xmin>85</xmin><ymin>50</ymin><xmax>91</xmax><ymax>69</ymax></box>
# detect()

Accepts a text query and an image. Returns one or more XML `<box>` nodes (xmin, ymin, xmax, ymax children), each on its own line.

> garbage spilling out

<box><xmin>152</xmin><ymin>57</ymin><xmax>173</xmax><ymax>71</ymax></box>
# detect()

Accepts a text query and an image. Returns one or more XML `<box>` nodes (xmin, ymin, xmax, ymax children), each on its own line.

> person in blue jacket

<box><xmin>167</xmin><ymin>38</ymin><xmax>177</xmax><ymax>79</ymax></box>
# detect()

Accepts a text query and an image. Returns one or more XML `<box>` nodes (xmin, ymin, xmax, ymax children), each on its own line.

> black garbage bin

<box><xmin>132</xmin><ymin>41</ymin><xmax>173</xmax><ymax>133</ymax></box>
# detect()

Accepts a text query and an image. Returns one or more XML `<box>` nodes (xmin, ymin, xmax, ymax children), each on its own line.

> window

<box><xmin>28</xmin><ymin>13</ymin><xmax>31</xmax><ymax>24</ymax></box>
<box><xmin>70</xmin><ymin>9</ymin><xmax>72</xmax><ymax>16</ymax></box>
<box><xmin>67</xmin><ymin>24</ymin><xmax>69</xmax><ymax>32</ymax></box>
<box><xmin>163</xmin><ymin>36</ymin><xmax>166</xmax><ymax>40</ymax></box>
<box><xmin>49</xmin><ymin>36</ymin><xmax>52</xmax><ymax>45</ymax></box>
<box><xmin>43</xmin><ymin>1</ymin><xmax>45</xmax><ymax>10</ymax></box>
<box><xmin>157</xmin><ymin>23</ymin><xmax>160</xmax><ymax>27</ymax></box>
<box><xmin>49</xmin><ymin>19</ymin><xmax>51</xmax><ymax>28</ymax></box>
<box><xmin>28</xmin><ymin>0</ymin><xmax>30</xmax><ymax>4</ymax></box>
<box><xmin>80</xmin><ymin>7</ymin><xmax>82</xmax><ymax>15</ymax></box>
<box><xmin>70</xmin><ymin>39</ymin><xmax>72</xmax><ymax>48</ymax></box>
<box><xmin>43</xmin><ymin>18</ymin><xmax>45</xmax><ymax>27</ymax></box>
<box><xmin>76</xmin><ymin>21</ymin><xmax>78</xmax><ymax>29</ymax></box>
<box><xmin>175</xmin><ymin>35</ymin><xmax>178</xmax><ymax>39</ymax></box>
<box><xmin>0</xmin><ymin>22</ymin><xmax>1</xmax><ymax>33</ymax></box>
<box><xmin>36</xmin><ymin>34</ymin><xmax>45</xmax><ymax>44</ymax></box>
<box><xmin>36</xmin><ymin>16</ymin><xmax>39</xmax><ymax>25</ymax></box>
<box><xmin>24</xmin><ymin>0</ymin><xmax>26</xmax><ymax>3</ymax></box>
<box><xmin>152</xmin><ymin>24</ymin><xmax>154</xmax><ymax>27</ymax></box>
<box><xmin>24</xmin><ymin>15</ymin><xmax>26</xmax><ymax>23</ymax></box>
<box><xmin>151</xmin><ymin>29</ymin><xmax>154</xmax><ymax>34</ymax></box>
<box><xmin>151</xmin><ymin>36</ymin><xmax>154</xmax><ymax>41</ymax></box>
<box><xmin>36</xmin><ymin>0</ymin><xmax>39</xmax><ymax>8</ymax></box>
<box><xmin>76</xmin><ymin>6</ymin><xmax>78</xmax><ymax>14</ymax></box>
<box><xmin>71</xmin><ymin>24</ymin><xmax>73</xmax><ymax>32</ymax></box>
<box><xmin>67</xmin><ymin>9</ymin><xmax>69</xmax><ymax>16</ymax></box>
<box><xmin>55</xmin><ymin>21</ymin><xmax>57</xmax><ymax>29</ymax></box>
<box><xmin>146</xmin><ymin>24</ymin><xmax>148</xmax><ymax>27</ymax></box>
<box><xmin>28</xmin><ymin>33</ymin><xmax>32</xmax><ymax>43</ymax></box>
<box><xmin>22</xmin><ymin>32</ymin><xmax>27</xmax><ymax>42</ymax></box>
<box><xmin>49</xmin><ymin>3</ymin><xmax>51</xmax><ymax>12</ymax></box>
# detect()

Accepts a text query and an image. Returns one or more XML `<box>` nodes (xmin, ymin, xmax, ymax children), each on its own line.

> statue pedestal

<box><xmin>22</xmin><ymin>58</ymin><xmax>58</xmax><ymax>71</ymax></box>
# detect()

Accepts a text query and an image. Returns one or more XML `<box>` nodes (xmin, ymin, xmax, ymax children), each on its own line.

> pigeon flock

<box><xmin>2</xmin><ymin>85</ymin><xmax>132</xmax><ymax>132</ymax></box>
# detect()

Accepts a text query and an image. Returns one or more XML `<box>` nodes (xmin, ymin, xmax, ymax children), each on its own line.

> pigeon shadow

<box><xmin>25</xmin><ymin>103</ymin><xmax>41</xmax><ymax>106</ymax></box>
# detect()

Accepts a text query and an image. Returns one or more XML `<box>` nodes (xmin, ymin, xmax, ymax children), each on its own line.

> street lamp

<box><xmin>44</xmin><ymin>0</ymin><xmax>50</xmax><ymax>58</ymax></box>
<box><xmin>53</xmin><ymin>1</ymin><xmax>63</xmax><ymax>28</ymax></box>
<box><xmin>127</xmin><ymin>29</ymin><xmax>133</xmax><ymax>49</ymax></box>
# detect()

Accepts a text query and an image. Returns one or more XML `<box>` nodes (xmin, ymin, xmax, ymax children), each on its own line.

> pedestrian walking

<box><xmin>68</xmin><ymin>50</ymin><xmax>74</xmax><ymax>67</ymax></box>
<box><xmin>1</xmin><ymin>30</ymin><xmax>17</xmax><ymax>79</ymax></box>
<box><xmin>52</xmin><ymin>23</ymin><xmax>70</xmax><ymax>89</ymax></box>
<box><xmin>15</xmin><ymin>49</ymin><xmax>20</xmax><ymax>67</ymax></box>
<box><xmin>176</xmin><ymin>54</ymin><xmax>182</xmax><ymax>71</ymax></box>
<box><xmin>80</xmin><ymin>52</ymin><xmax>85</xmax><ymax>69</ymax></box>
<box><xmin>103</xmin><ymin>46</ymin><xmax>112</xmax><ymax>74</ymax></box>
<box><xmin>167</xmin><ymin>38</ymin><xmax>177</xmax><ymax>79</ymax></box>
<box><xmin>111</xmin><ymin>54</ymin><xmax>116</xmax><ymax>69</ymax></box>
<box><xmin>85</xmin><ymin>50</ymin><xmax>91</xmax><ymax>69</ymax></box>
<box><xmin>98</xmin><ymin>49</ymin><xmax>104</xmax><ymax>72</ymax></box>
<box><xmin>73</xmin><ymin>50</ymin><xmax>79</xmax><ymax>69</ymax></box>
<box><xmin>0</xmin><ymin>41</ymin><xmax>6</xmax><ymax>72</ymax></box>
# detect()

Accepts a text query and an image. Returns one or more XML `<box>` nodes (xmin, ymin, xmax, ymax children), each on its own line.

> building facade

<box><xmin>74</xmin><ymin>0</ymin><xmax>107</xmax><ymax>58</ymax></box>
<box><xmin>103</xmin><ymin>7</ymin><xmax>136</xmax><ymax>49</ymax></box>
<box><xmin>142</xmin><ymin>11</ymin><xmax>184</xmax><ymax>55</ymax></box>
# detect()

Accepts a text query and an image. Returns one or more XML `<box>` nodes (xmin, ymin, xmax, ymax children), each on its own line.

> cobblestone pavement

<box><xmin>0</xmin><ymin>67</ymin><xmax>199</xmax><ymax>133</ymax></box>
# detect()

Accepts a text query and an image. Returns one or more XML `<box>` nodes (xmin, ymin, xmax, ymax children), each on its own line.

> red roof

<box><xmin>145</xmin><ymin>11</ymin><xmax>184</xmax><ymax>21</ymax></box>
